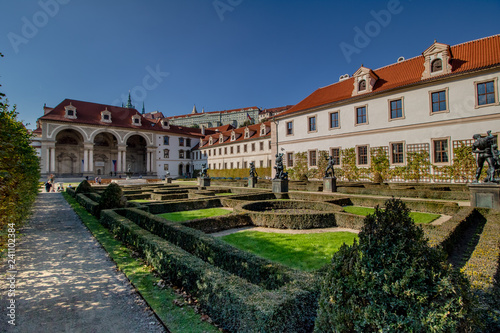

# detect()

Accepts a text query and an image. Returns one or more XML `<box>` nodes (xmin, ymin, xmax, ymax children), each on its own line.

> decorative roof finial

<box><xmin>126</xmin><ymin>91</ymin><xmax>134</xmax><ymax>108</ymax></box>
<box><xmin>192</xmin><ymin>104</ymin><xmax>198</xmax><ymax>114</ymax></box>
<box><xmin>142</xmin><ymin>102</ymin><xmax>145</xmax><ymax>114</ymax></box>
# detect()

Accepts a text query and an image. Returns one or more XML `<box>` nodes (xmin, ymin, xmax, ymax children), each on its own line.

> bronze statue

<box><xmin>200</xmin><ymin>163</ymin><xmax>209</xmax><ymax>178</ymax></box>
<box><xmin>273</xmin><ymin>153</ymin><xmax>285</xmax><ymax>180</ymax></box>
<box><xmin>324</xmin><ymin>156</ymin><xmax>336</xmax><ymax>178</ymax></box>
<box><xmin>472</xmin><ymin>131</ymin><xmax>499</xmax><ymax>183</ymax></box>
<box><xmin>249</xmin><ymin>162</ymin><xmax>258</xmax><ymax>179</ymax></box>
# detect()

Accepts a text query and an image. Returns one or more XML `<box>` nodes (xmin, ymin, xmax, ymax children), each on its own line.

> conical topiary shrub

<box><xmin>75</xmin><ymin>180</ymin><xmax>93</xmax><ymax>195</ymax></box>
<box><xmin>97</xmin><ymin>182</ymin><xmax>127</xmax><ymax>217</ymax></box>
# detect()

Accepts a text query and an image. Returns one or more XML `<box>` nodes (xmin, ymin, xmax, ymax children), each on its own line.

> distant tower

<box><xmin>192</xmin><ymin>104</ymin><xmax>198</xmax><ymax>114</ymax></box>
<box><xmin>126</xmin><ymin>91</ymin><xmax>134</xmax><ymax>109</ymax></box>
<box><xmin>142</xmin><ymin>102</ymin><xmax>145</xmax><ymax>115</ymax></box>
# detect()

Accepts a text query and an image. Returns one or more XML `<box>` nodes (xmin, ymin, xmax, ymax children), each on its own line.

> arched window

<box><xmin>431</xmin><ymin>59</ymin><xmax>442</xmax><ymax>73</ymax></box>
<box><xmin>358</xmin><ymin>80</ymin><xmax>366</xmax><ymax>91</ymax></box>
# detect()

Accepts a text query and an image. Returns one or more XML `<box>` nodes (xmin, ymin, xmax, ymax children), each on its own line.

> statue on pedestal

<box><xmin>200</xmin><ymin>163</ymin><xmax>209</xmax><ymax>178</ymax></box>
<box><xmin>324</xmin><ymin>156</ymin><xmax>336</xmax><ymax>178</ymax></box>
<box><xmin>472</xmin><ymin>130</ymin><xmax>499</xmax><ymax>183</ymax></box>
<box><xmin>249</xmin><ymin>162</ymin><xmax>258</xmax><ymax>179</ymax></box>
<box><xmin>273</xmin><ymin>153</ymin><xmax>287</xmax><ymax>180</ymax></box>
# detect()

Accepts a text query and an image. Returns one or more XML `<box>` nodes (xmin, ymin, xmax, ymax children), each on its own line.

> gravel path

<box><xmin>0</xmin><ymin>193</ymin><xmax>166</xmax><ymax>333</ymax></box>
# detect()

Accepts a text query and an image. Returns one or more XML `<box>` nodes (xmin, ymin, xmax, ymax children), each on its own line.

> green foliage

<box><xmin>75</xmin><ymin>180</ymin><xmax>93</xmax><ymax>195</ymax></box>
<box><xmin>208</xmin><ymin>167</ymin><xmax>270</xmax><ymax>179</ymax></box>
<box><xmin>447</xmin><ymin>145</ymin><xmax>477</xmax><ymax>182</ymax></box>
<box><xmin>403</xmin><ymin>150</ymin><xmax>431</xmax><ymax>182</ymax></box>
<box><xmin>0</xmin><ymin>99</ymin><xmax>40</xmax><ymax>250</ymax></box>
<box><xmin>315</xmin><ymin>198</ymin><xmax>479</xmax><ymax>332</ymax></box>
<box><xmin>288</xmin><ymin>152</ymin><xmax>309</xmax><ymax>180</ymax></box>
<box><xmin>370</xmin><ymin>147</ymin><xmax>390</xmax><ymax>183</ymax></box>
<box><xmin>310</xmin><ymin>150</ymin><xmax>329</xmax><ymax>179</ymax></box>
<box><xmin>343</xmin><ymin>205</ymin><xmax>440</xmax><ymax>224</ymax></box>
<box><xmin>98</xmin><ymin>182</ymin><xmax>126</xmax><ymax>215</ymax></box>
<box><xmin>341</xmin><ymin>148</ymin><xmax>359</xmax><ymax>181</ymax></box>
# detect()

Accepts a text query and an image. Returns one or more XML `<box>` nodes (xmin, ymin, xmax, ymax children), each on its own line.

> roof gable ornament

<box><xmin>192</xmin><ymin>104</ymin><xmax>198</xmax><ymax>114</ymax></box>
<box><xmin>351</xmin><ymin>66</ymin><xmax>378</xmax><ymax>96</ymax></box>
<box><xmin>421</xmin><ymin>40</ymin><xmax>452</xmax><ymax>79</ymax></box>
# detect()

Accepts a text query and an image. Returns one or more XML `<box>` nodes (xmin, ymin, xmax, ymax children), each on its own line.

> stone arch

<box><xmin>122</xmin><ymin>131</ymin><xmax>152</xmax><ymax>146</ymax></box>
<box><xmin>55</xmin><ymin>129</ymin><xmax>85</xmax><ymax>175</ymax></box>
<box><xmin>178</xmin><ymin>163</ymin><xmax>184</xmax><ymax>177</ymax></box>
<box><xmin>93</xmin><ymin>132</ymin><xmax>118</xmax><ymax>176</ymax></box>
<box><xmin>89</xmin><ymin>128</ymin><xmax>122</xmax><ymax>143</ymax></box>
<box><xmin>126</xmin><ymin>135</ymin><xmax>147</xmax><ymax>175</ymax></box>
<box><xmin>51</xmin><ymin>125</ymin><xmax>89</xmax><ymax>143</ymax></box>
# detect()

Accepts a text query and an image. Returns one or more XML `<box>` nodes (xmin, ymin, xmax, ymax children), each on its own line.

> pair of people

<box><xmin>45</xmin><ymin>174</ymin><xmax>56</xmax><ymax>192</ymax></box>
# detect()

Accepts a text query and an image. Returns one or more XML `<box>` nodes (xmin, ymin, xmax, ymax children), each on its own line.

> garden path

<box><xmin>0</xmin><ymin>192</ymin><xmax>166</xmax><ymax>333</ymax></box>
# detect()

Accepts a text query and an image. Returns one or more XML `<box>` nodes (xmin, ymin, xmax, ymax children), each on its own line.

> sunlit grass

<box><xmin>215</xmin><ymin>193</ymin><xmax>233</xmax><ymax>196</ymax></box>
<box><xmin>158</xmin><ymin>208</ymin><xmax>232</xmax><ymax>222</ymax></box>
<box><xmin>62</xmin><ymin>193</ymin><xmax>218</xmax><ymax>333</ymax></box>
<box><xmin>221</xmin><ymin>231</ymin><xmax>358</xmax><ymax>271</ymax></box>
<box><xmin>342</xmin><ymin>205</ymin><xmax>440</xmax><ymax>224</ymax></box>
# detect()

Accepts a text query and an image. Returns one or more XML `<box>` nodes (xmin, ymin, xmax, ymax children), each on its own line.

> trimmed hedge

<box><xmin>337</xmin><ymin>186</ymin><xmax>469</xmax><ymax>200</ymax></box>
<box><xmin>66</xmin><ymin>187</ymin><xmax>76</xmax><ymax>197</ymax></box>
<box><xmin>100</xmin><ymin>209</ymin><xmax>319</xmax><ymax>332</ymax></box>
<box><xmin>145</xmin><ymin>198</ymin><xmax>222</xmax><ymax>214</ymax></box>
<box><xmin>181</xmin><ymin>213</ymin><xmax>253</xmax><ymax>233</ymax></box>
<box><xmin>75</xmin><ymin>193</ymin><xmax>99</xmax><ymax>216</ymax></box>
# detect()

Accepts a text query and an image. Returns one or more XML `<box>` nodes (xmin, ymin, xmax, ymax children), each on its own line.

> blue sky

<box><xmin>1</xmin><ymin>0</ymin><xmax>499</xmax><ymax>129</ymax></box>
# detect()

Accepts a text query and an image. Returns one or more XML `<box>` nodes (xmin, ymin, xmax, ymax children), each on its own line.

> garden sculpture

<box><xmin>249</xmin><ymin>162</ymin><xmax>258</xmax><ymax>178</ymax></box>
<box><xmin>472</xmin><ymin>130</ymin><xmax>499</xmax><ymax>183</ymax></box>
<box><xmin>324</xmin><ymin>156</ymin><xmax>336</xmax><ymax>178</ymax></box>
<box><xmin>200</xmin><ymin>163</ymin><xmax>209</xmax><ymax>178</ymax></box>
<box><xmin>273</xmin><ymin>153</ymin><xmax>286</xmax><ymax>180</ymax></box>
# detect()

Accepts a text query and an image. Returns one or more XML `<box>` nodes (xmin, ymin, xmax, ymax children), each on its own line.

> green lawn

<box><xmin>215</xmin><ymin>193</ymin><xmax>233</xmax><ymax>196</ymax></box>
<box><xmin>62</xmin><ymin>193</ymin><xmax>218</xmax><ymax>333</ymax></box>
<box><xmin>158</xmin><ymin>208</ymin><xmax>232</xmax><ymax>222</ymax></box>
<box><xmin>343</xmin><ymin>205</ymin><xmax>440</xmax><ymax>224</ymax></box>
<box><xmin>221</xmin><ymin>231</ymin><xmax>358</xmax><ymax>271</ymax></box>
<box><xmin>129</xmin><ymin>199</ymin><xmax>153</xmax><ymax>203</ymax></box>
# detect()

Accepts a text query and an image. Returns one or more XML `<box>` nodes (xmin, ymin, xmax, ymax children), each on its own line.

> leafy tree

<box><xmin>315</xmin><ymin>198</ymin><xmax>480</xmax><ymax>332</ymax></box>
<box><xmin>341</xmin><ymin>148</ymin><xmax>359</xmax><ymax>181</ymax></box>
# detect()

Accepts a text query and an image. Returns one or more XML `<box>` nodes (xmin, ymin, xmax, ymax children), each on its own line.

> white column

<box><xmin>83</xmin><ymin>149</ymin><xmax>88</xmax><ymax>172</ymax></box>
<box><xmin>50</xmin><ymin>148</ymin><xmax>56</xmax><ymax>173</ymax></box>
<box><xmin>46</xmin><ymin>147</ymin><xmax>50</xmax><ymax>173</ymax></box>
<box><xmin>116</xmin><ymin>151</ymin><xmax>121</xmax><ymax>173</ymax></box>
<box><xmin>122</xmin><ymin>150</ymin><xmax>127</xmax><ymax>172</ymax></box>
<box><xmin>146</xmin><ymin>151</ymin><xmax>151</xmax><ymax>172</ymax></box>
<box><xmin>88</xmin><ymin>149</ymin><xmax>94</xmax><ymax>172</ymax></box>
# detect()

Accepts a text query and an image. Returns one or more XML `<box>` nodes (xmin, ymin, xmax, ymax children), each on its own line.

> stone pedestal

<box><xmin>198</xmin><ymin>177</ymin><xmax>211</xmax><ymax>187</ymax></box>
<box><xmin>468</xmin><ymin>183</ymin><xmax>500</xmax><ymax>209</ymax></box>
<box><xmin>272</xmin><ymin>179</ymin><xmax>288</xmax><ymax>193</ymax></box>
<box><xmin>248</xmin><ymin>177</ymin><xmax>258</xmax><ymax>188</ymax></box>
<box><xmin>164</xmin><ymin>177</ymin><xmax>172</xmax><ymax>184</ymax></box>
<box><xmin>323</xmin><ymin>177</ymin><xmax>337</xmax><ymax>192</ymax></box>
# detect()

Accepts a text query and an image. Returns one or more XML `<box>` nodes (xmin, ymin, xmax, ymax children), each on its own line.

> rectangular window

<box><xmin>230</xmin><ymin>162</ymin><xmax>233</xmax><ymax>169</ymax></box>
<box><xmin>357</xmin><ymin>146</ymin><xmax>368</xmax><ymax>165</ymax></box>
<box><xmin>230</xmin><ymin>146</ymin><xmax>233</xmax><ymax>154</ymax></box>
<box><xmin>163</xmin><ymin>164</ymin><xmax>169</xmax><ymax>171</ymax></box>
<box><xmin>260</xmin><ymin>142</ymin><xmax>264</xmax><ymax>151</ymax></box>
<box><xmin>163</xmin><ymin>136</ymin><xmax>169</xmax><ymax>145</ymax></box>
<box><xmin>434</xmin><ymin>139</ymin><xmax>449</xmax><ymax>163</ymax></box>
<box><xmin>224</xmin><ymin>163</ymin><xmax>227</xmax><ymax>169</ymax></box>
<box><xmin>243</xmin><ymin>161</ymin><xmax>247</xmax><ymax>169</ymax></box>
<box><xmin>330</xmin><ymin>112</ymin><xmax>339</xmax><ymax>128</ymax></box>
<box><xmin>309</xmin><ymin>150</ymin><xmax>317</xmax><ymax>167</ymax></box>
<box><xmin>186</xmin><ymin>150</ymin><xmax>191</xmax><ymax>159</ymax></box>
<box><xmin>431</xmin><ymin>91</ymin><xmax>447</xmax><ymax>112</ymax></box>
<box><xmin>237</xmin><ymin>161</ymin><xmax>240</xmax><ymax>168</ymax></box>
<box><xmin>286</xmin><ymin>121</ymin><xmax>293</xmax><ymax>135</ymax></box>
<box><xmin>390</xmin><ymin>99</ymin><xmax>403</xmax><ymax>119</ymax></box>
<box><xmin>268</xmin><ymin>140</ymin><xmax>271</xmax><ymax>149</ymax></box>
<box><xmin>219</xmin><ymin>148</ymin><xmax>222</xmax><ymax>155</ymax></box>
<box><xmin>179</xmin><ymin>150</ymin><xmax>184</xmax><ymax>159</ymax></box>
<box><xmin>477</xmin><ymin>81</ymin><xmax>495</xmax><ymax>106</ymax></box>
<box><xmin>208</xmin><ymin>150</ymin><xmax>211</xmax><ymax>157</ymax></box>
<box><xmin>356</xmin><ymin>106</ymin><xmax>367</xmax><ymax>124</ymax></box>
<box><xmin>391</xmin><ymin>143</ymin><xmax>404</xmax><ymax>164</ymax></box>
<box><xmin>179</xmin><ymin>137</ymin><xmax>184</xmax><ymax>146</ymax></box>
<box><xmin>331</xmin><ymin>148</ymin><xmax>340</xmax><ymax>165</ymax></box>
<box><xmin>213</xmin><ymin>149</ymin><xmax>216</xmax><ymax>156</ymax></box>
<box><xmin>244</xmin><ymin>144</ymin><xmax>247</xmax><ymax>153</ymax></box>
<box><xmin>224</xmin><ymin>147</ymin><xmax>227</xmax><ymax>155</ymax></box>
<box><xmin>237</xmin><ymin>145</ymin><xmax>240</xmax><ymax>153</ymax></box>
<box><xmin>186</xmin><ymin>138</ymin><xmax>191</xmax><ymax>147</ymax></box>
<box><xmin>308</xmin><ymin>116</ymin><xmax>317</xmax><ymax>132</ymax></box>
<box><xmin>252</xmin><ymin>143</ymin><xmax>255</xmax><ymax>152</ymax></box>
<box><xmin>260</xmin><ymin>160</ymin><xmax>264</xmax><ymax>167</ymax></box>
<box><xmin>163</xmin><ymin>149</ymin><xmax>169</xmax><ymax>158</ymax></box>
<box><xmin>287</xmin><ymin>152</ymin><xmax>294</xmax><ymax>167</ymax></box>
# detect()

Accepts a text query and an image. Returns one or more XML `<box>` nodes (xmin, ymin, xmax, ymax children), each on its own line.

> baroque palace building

<box><xmin>272</xmin><ymin>34</ymin><xmax>500</xmax><ymax>181</ymax></box>
<box><xmin>34</xmin><ymin>97</ymin><xmax>207</xmax><ymax>179</ymax></box>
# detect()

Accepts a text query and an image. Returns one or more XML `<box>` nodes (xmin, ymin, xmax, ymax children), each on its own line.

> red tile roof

<box><xmin>279</xmin><ymin>35</ymin><xmax>500</xmax><ymax>118</ymax></box>
<box><xmin>199</xmin><ymin>121</ymin><xmax>271</xmax><ymax>149</ymax></box>
<box><xmin>39</xmin><ymin>99</ymin><xmax>204</xmax><ymax>137</ymax></box>
<box><xmin>207</xmin><ymin>124</ymin><xmax>235</xmax><ymax>132</ymax></box>
<box><xmin>260</xmin><ymin>105</ymin><xmax>294</xmax><ymax>114</ymax></box>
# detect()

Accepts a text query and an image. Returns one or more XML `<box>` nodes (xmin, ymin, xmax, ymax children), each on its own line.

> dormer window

<box><xmin>161</xmin><ymin>119</ymin><xmax>170</xmax><ymax>129</ymax></box>
<box><xmin>131</xmin><ymin>114</ymin><xmax>142</xmax><ymax>126</ymax></box>
<box><xmin>358</xmin><ymin>80</ymin><xmax>366</xmax><ymax>91</ymax></box>
<box><xmin>101</xmin><ymin>108</ymin><xmax>112</xmax><ymax>123</ymax></box>
<box><xmin>244</xmin><ymin>127</ymin><xmax>250</xmax><ymax>139</ymax></box>
<box><xmin>431</xmin><ymin>59</ymin><xmax>442</xmax><ymax>73</ymax></box>
<box><xmin>352</xmin><ymin>66</ymin><xmax>378</xmax><ymax>96</ymax></box>
<box><xmin>231</xmin><ymin>130</ymin><xmax>236</xmax><ymax>141</ymax></box>
<box><xmin>64</xmin><ymin>104</ymin><xmax>77</xmax><ymax>119</ymax></box>
<box><xmin>421</xmin><ymin>41</ymin><xmax>452</xmax><ymax>79</ymax></box>
<box><xmin>209</xmin><ymin>137</ymin><xmax>213</xmax><ymax>145</ymax></box>
<box><xmin>260</xmin><ymin>124</ymin><xmax>267</xmax><ymax>136</ymax></box>
<box><xmin>219</xmin><ymin>133</ymin><xmax>224</xmax><ymax>143</ymax></box>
